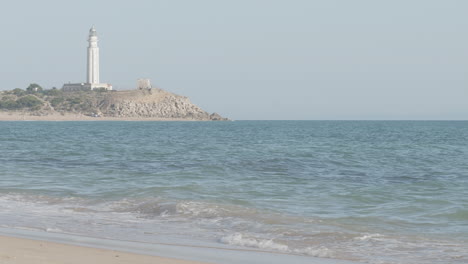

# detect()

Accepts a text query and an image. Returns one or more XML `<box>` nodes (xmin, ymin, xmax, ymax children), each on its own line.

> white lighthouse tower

<box><xmin>87</xmin><ymin>26</ymin><xmax>100</xmax><ymax>85</ymax></box>
<box><xmin>62</xmin><ymin>26</ymin><xmax>112</xmax><ymax>91</ymax></box>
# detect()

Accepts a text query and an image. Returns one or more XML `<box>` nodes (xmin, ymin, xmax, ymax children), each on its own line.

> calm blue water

<box><xmin>0</xmin><ymin>121</ymin><xmax>467</xmax><ymax>263</ymax></box>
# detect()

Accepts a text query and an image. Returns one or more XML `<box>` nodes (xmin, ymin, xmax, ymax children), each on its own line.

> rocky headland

<box><xmin>0</xmin><ymin>87</ymin><xmax>228</xmax><ymax>121</ymax></box>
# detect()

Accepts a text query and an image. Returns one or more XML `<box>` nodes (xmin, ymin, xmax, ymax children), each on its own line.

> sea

<box><xmin>0</xmin><ymin>121</ymin><xmax>467</xmax><ymax>264</ymax></box>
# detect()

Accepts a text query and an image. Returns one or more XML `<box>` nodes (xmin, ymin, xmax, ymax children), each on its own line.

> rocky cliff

<box><xmin>94</xmin><ymin>89</ymin><xmax>227</xmax><ymax>120</ymax></box>
<box><xmin>0</xmin><ymin>88</ymin><xmax>228</xmax><ymax>121</ymax></box>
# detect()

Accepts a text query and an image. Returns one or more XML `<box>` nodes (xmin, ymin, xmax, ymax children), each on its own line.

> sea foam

<box><xmin>220</xmin><ymin>233</ymin><xmax>332</xmax><ymax>258</ymax></box>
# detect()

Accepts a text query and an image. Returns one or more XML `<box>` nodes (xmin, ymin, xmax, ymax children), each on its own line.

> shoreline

<box><xmin>0</xmin><ymin>235</ymin><xmax>208</xmax><ymax>264</ymax></box>
<box><xmin>0</xmin><ymin>112</ymin><xmax>209</xmax><ymax>121</ymax></box>
<box><xmin>0</xmin><ymin>227</ymin><xmax>361</xmax><ymax>264</ymax></box>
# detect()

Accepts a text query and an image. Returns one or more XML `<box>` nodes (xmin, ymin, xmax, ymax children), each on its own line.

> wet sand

<box><xmin>0</xmin><ymin>235</ymin><xmax>210</xmax><ymax>264</ymax></box>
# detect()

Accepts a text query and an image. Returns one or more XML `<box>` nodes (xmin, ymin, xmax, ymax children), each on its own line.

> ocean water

<box><xmin>0</xmin><ymin>121</ymin><xmax>467</xmax><ymax>264</ymax></box>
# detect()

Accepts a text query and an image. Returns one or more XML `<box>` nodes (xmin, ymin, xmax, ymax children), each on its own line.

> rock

<box><xmin>210</xmin><ymin>112</ymin><xmax>229</xmax><ymax>121</ymax></box>
<box><xmin>98</xmin><ymin>89</ymin><xmax>227</xmax><ymax>121</ymax></box>
<box><xmin>0</xmin><ymin>88</ymin><xmax>228</xmax><ymax>121</ymax></box>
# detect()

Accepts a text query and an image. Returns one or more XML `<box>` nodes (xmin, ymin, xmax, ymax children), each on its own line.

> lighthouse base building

<box><xmin>63</xmin><ymin>26</ymin><xmax>112</xmax><ymax>91</ymax></box>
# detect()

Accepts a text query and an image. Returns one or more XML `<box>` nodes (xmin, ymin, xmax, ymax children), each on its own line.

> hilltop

<box><xmin>0</xmin><ymin>84</ymin><xmax>228</xmax><ymax>121</ymax></box>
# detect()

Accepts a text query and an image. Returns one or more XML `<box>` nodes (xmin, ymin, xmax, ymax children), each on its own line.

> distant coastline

<box><xmin>0</xmin><ymin>112</ymin><xmax>208</xmax><ymax>121</ymax></box>
<box><xmin>0</xmin><ymin>86</ymin><xmax>228</xmax><ymax>121</ymax></box>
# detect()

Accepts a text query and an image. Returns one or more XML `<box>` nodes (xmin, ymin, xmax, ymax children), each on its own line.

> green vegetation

<box><xmin>12</xmin><ymin>88</ymin><xmax>26</xmax><ymax>96</ymax></box>
<box><xmin>0</xmin><ymin>94</ymin><xmax>43</xmax><ymax>110</ymax></box>
<box><xmin>16</xmin><ymin>95</ymin><xmax>43</xmax><ymax>109</ymax></box>
<box><xmin>50</xmin><ymin>97</ymin><xmax>64</xmax><ymax>107</ymax></box>
<box><xmin>0</xmin><ymin>84</ymin><xmax>107</xmax><ymax>113</ymax></box>
<box><xmin>42</xmin><ymin>88</ymin><xmax>61</xmax><ymax>96</ymax></box>
<box><xmin>26</xmin><ymin>83</ymin><xmax>43</xmax><ymax>93</ymax></box>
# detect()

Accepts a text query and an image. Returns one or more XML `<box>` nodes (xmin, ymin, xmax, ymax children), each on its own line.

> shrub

<box><xmin>12</xmin><ymin>88</ymin><xmax>26</xmax><ymax>96</ymax></box>
<box><xmin>26</xmin><ymin>83</ymin><xmax>43</xmax><ymax>93</ymax></box>
<box><xmin>67</xmin><ymin>97</ymin><xmax>83</xmax><ymax>105</ymax></box>
<box><xmin>50</xmin><ymin>97</ymin><xmax>65</xmax><ymax>107</ymax></box>
<box><xmin>16</xmin><ymin>95</ymin><xmax>43</xmax><ymax>108</ymax></box>
<box><xmin>43</xmin><ymin>88</ymin><xmax>62</xmax><ymax>96</ymax></box>
<box><xmin>0</xmin><ymin>100</ymin><xmax>18</xmax><ymax>109</ymax></box>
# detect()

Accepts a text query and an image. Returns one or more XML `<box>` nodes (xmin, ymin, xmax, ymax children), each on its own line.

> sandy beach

<box><xmin>0</xmin><ymin>228</ymin><xmax>360</xmax><ymax>264</ymax></box>
<box><xmin>0</xmin><ymin>235</ymin><xmax>209</xmax><ymax>264</ymax></box>
<box><xmin>0</xmin><ymin>112</ymin><xmax>194</xmax><ymax>121</ymax></box>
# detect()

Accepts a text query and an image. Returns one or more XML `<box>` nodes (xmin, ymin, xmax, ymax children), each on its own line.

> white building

<box><xmin>137</xmin><ymin>79</ymin><xmax>152</xmax><ymax>90</ymax></box>
<box><xmin>63</xmin><ymin>26</ymin><xmax>112</xmax><ymax>91</ymax></box>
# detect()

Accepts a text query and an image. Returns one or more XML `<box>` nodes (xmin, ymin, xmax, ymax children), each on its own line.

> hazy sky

<box><xmin>1</xmin><ymin>0</ymin><xmax>467</xmax><ymax>120</ymax></box>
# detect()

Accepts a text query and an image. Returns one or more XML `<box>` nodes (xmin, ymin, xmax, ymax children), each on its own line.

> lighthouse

<box><xmin>62</xmin><ymin>26</ymin><xmax>112</xmax><ymax>91</ymax></box>
<box><xmin>87</xmin><ymin>26</ymin><xmax>100</xmax><ymax>85</ymax></box>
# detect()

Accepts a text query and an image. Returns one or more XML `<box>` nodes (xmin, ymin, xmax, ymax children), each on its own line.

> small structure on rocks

<box><xmin>137</xmin><ymin>79</ymin><xmax>152</xmax><ymax>90</ymax></box>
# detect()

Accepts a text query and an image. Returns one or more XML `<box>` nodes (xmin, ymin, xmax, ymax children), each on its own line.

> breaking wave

<box><xmin>1</xmin><ymin>193</ymin><xmax>467</xmax><ymax>264</ymax></box>
<box><xmin>219</xmin><ymin>233</ymin><xmax>332</xmax><ymax>258</ymax></box>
